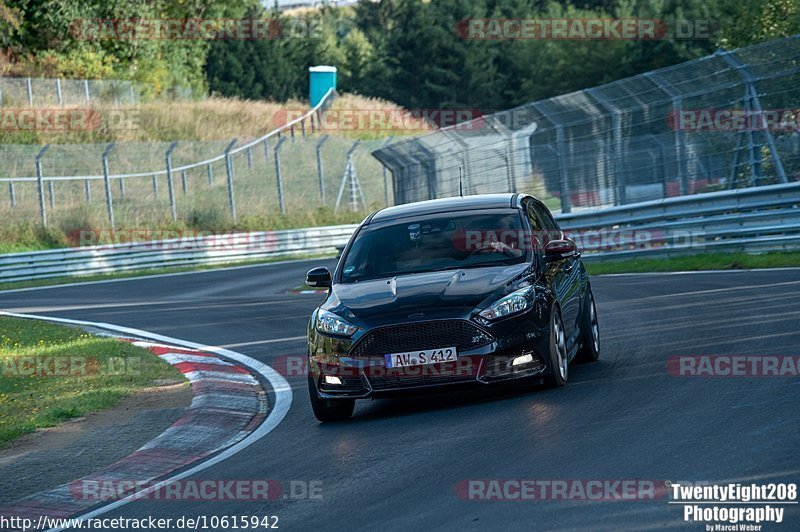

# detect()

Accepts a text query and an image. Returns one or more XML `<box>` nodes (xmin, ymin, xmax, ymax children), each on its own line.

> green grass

<box><xmin>0</xmin><ymin>252</ymin><xmax>335</xmax><ymax>291</ymax></box>
<box><xmin>0</xmin><ymin>316</ymin><xmax>185</xmax><ymax>448</ymax></box>
<box><xmin>0</xmin><ymin>208</ymin><xmax>368</xmax><ymax>253</ymax></box>
<box><xmin>585</xmin><ymin>251</ymin><xmax>800</xmax><ymax>275</ymax></box>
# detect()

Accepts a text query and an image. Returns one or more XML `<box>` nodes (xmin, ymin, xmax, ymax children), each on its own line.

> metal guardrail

<box><xmin>0</xmin><ymin>183</ymin><xmax>798</xmax><ymax>284</ymax></box>
<box><xmin>559</xmin><ymin>181</ymin><xmax>800</xmax><ymax>259</ymax></box>
<box><xmin>0</xmin><ymin>225</ymin><xmax>357</xmax><ymax>283</ymax></box>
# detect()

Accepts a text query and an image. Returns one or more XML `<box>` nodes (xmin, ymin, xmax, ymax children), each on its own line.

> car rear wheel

<box><xmin>308</xmin><ymin>375</ymin><xmax>355</xmax><ymax>422</ymax></box>
<box><xmin>575</xmin><ymin>288</ymin><xmax>600</xmax><ymax>364</ymax></box>
<box><xmin>544</xmin><ymin>307</ymin><xmax>568</xmax><ymax>387</ymax></box>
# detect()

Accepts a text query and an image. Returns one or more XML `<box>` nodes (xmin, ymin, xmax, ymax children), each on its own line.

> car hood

<box><xmin>330</xmin><ymin>263</ymin><xmax>529</xmax><ymax>323</ymax></box>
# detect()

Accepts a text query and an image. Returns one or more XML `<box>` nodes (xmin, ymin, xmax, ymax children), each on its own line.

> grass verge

<box><xmin>585</xmin><ymin>251</ymin><xmax>800</xmax><ymax>275</ymax></box>
<box><xmin>0</xmin><ymin>316</ymin><xmax>185</xmax><ymax>448</ymax></box>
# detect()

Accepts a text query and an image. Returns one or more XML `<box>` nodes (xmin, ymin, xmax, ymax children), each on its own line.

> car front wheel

<box><xmin>544</xmin><ymin>307</ymin><xmax>568</xmax><ymax>387</ymax></box>
<box><xmin>308</xmin><ymin>375</ymin><xmax>355</xmax><ymax>422</ymax></box>
<box><xmin>575</xmin><ymin>287</ymin><xmax>600</xmax><ymax>364</ymax></box>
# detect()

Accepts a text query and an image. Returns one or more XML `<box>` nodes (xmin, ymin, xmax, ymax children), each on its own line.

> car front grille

<box><xmin>368</xmin><ymin>372</ymin><xmax>476</xmax><ymax>390</ymax></box>
<box><xmin>348</xmin><ymin>320</ymin><xmax>494</xmax><ymax>359</ymax></box>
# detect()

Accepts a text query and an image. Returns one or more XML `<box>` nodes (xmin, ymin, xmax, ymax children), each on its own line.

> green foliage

<box><xmin>0</xmin><ymin>0</ymin><xmax>796</xmax><ymax>114</ymax></box>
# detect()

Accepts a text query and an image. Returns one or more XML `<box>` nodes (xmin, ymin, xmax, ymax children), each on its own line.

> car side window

<box><xmin>533</xmin><ymin>203</ymin><xmax>561</xmax><ymax>244</ymax></box>
<box><xmin>525</xmin><ymin>203</ymin><xmax>543</xmax><ymax>248</ymax></box>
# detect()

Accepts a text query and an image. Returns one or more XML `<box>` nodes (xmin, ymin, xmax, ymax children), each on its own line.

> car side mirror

<box><xmin>306</xmin><ymin>267</ymin><xmax>332</xmax><ymax>288</ymax></box>
<box><xmin>544</xmin><ymin>239</ymin><xmax>577</xmax><ymax>260</ymax></box>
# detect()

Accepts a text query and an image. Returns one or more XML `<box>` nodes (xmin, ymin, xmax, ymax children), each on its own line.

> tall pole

<box><xmin>35</xmin><ymin>145</ymin><xmax>50</xmax><ymax>227</ymax></box>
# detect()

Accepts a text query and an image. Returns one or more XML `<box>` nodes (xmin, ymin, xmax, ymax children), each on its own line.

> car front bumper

<box><xmin>308</xmin><ymin>306</ymin><xmax>553</xmax><ymax>399</ymax></box>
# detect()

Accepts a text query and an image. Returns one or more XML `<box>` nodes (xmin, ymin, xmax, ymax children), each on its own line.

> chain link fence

<box><xmin>372</xmin><ymin>35</ymin><xmax>800</xmax><ymax>214</ymax></box>
<box><xmin>0</xmin><ymin>91</ymin><xmax>392</xmax><ymax>235</ymax></box>
<box><xmin>0</xmin><ymin>77</ymin><xmax>142</xmax><ymax>107</ymax></box>
<box><xmin>0</xmin><ymin>77</ymin><xmax>201</xmax><ymax>107</ymax></box>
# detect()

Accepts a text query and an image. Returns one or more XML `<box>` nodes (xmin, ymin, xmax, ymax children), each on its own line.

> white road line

<box><xmin>596</xmin><ymin>266</ymin><xmax>800</xmax><ymax>277</ymax></box>
<box><xmin>221</xmin><ymin>336</ymin><xmax>308</xmax><ymax>348</ymax></box>
<box><xmin>0</xmin><ymin>311</ymin><xmax>293</xmax><ymax>532</ymax></box>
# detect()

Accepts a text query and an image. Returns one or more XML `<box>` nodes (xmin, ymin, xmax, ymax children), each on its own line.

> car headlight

<box><xmin>478</xmin><ymin>287</ymin><xmax>535</xmax><ymax>321</ymax></box>
<box><xmin>316</xmin><ymin>309</ymin><xmax>358</xmax><ymax>337</ymax></box>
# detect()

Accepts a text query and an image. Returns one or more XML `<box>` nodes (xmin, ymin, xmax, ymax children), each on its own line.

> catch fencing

<box><xmin>2</xmin><ymin>181</ymin><xmax>798</xmax><ymax>284</ymax></box>
<box><xmin>0</xmin><ymin>77</ymin><xmax>140</xmax><ymax>107</ymax></box>
<box><xmin>0</xmin><ymin>89</ymin><xmax>393</xmax><ymax>232</ymax></box>
<box><xmin>372</xmin><ymin>35</ymin><xmax>800</xmax><ymax>214</ymax></box>
<box><xmin>0</xmin><ymin>76</ymin><xmax>197</xmax><ymax>107</ymax></box>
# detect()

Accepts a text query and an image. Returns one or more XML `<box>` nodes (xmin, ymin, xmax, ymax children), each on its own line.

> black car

<box><xmin>305</xmin><ymin>193</ymin><xmax>599</xmax><ymax>421</ymax></box>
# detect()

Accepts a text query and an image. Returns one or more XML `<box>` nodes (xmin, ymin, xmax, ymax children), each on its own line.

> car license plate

<box><xmin>384</xmin><ymin>347</ymin><xmax>458</xmax><ymax>368</ymax></box>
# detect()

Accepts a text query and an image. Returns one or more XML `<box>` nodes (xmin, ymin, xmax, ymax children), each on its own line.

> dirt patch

<box><xmin>0</xmin><ymin>381</ymin><xmax>192</xmax><ymax>505</ymax></box>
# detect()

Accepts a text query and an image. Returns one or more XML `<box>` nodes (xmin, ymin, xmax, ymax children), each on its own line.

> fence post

<box><xmin>119</xmin><ymin>173</ymin><xmax>125</xmax><ymax>199</ymax></box>
<box><xmin>26</xmin><ymin>77</ymin><xmax>33</xmax><ymax>107</ymax></box>
<box><xmin>646</xmin><ymin>72</ymin><xmax>689</xmax><ymax>197</ymax></box>
<box><xmin>85</xmin><ymin>179</ymin><xmax>91</xmax><ymax>202</ymax></box>
<box><xmin>246</xmin><ymin>146</ymin><xmax>253</xmax><ymax>169</ymax></box>
<box><xmin>442</xmin><ymin>130</ymin><xmax>474</xmax><ymax>196</ymax></box>
<box><xmin>35</xmin><ymin>145</ymin><xmax>50</xmax><ymax>227</ymax></box>
<box><xmin>382</xmin><ymin>136</ymin><xmax>394</xmax><ymax>205</ymax></box>
<box><xmin>152</xmin><ymin>175</ymin><xmax>159</xmax><ymax>198</ymax></box>
<box><xmin>274</xmin><ymin>137</ymin><xmax>287</xmax><ymax>214</ymax></box>
<box><xmin>224</xmin><ymin>139</ymin><xmax>238</xmax><ymax>221</ymax></box>
<box><xmin>165</xmin><ymin>142</ymin><xmax>179</xmax><ymax>221</ymax></box>
<box><xmin>263</xmin><ymin>138</ymin><xmax>270</xmax><ymax>161</ymax></box>
<box><xmin>555</xmin><ymin>125</ymin><xmax>572</xmax><ymax>214</ymax></box>
<box><xmin>316</xmin><ymin>134</ymin><xmax>329</xmax><ymax>204</ymax></box>
<box><xmin>587</xmin><ymin>88</ymin><xmax>626</xmax><ymax>205</ymax></box>
<box><xmin>102</xmin><ymin>143</ymin><xmax>116</xmax><ymax>230</ymax></box>
<box><xmin>207</xmin><ymin>164</ymin><xmax>213</xmax><ymax>185</ymax></box>
<box><xmin>8</xmin><ymin>182</ymin><xmax>15</xmax><ymax>207</ymax></box>
<box><xmin>336</xmin><ymin>141</ymin><xmax>361</xmax><ymax>211</ymax></box>
<box><xmin>55</xmin><ymin>79</ymin><xmax>63</xmax><ymax>106</ymax></box>
<box><xmin>181</xmin><ymin>170</ymin><xmax>187</xmax><ymax>194</ymax></box>
<box><xmin>491</xmin><ymin>118</ymin><xmax>517</xmax><ymax>192</ymax></box>
<box><xmin>717</xmin><ymin>50</ymin><xmax>788</xmax><ymax>184</ymax></box>
<box><xmin>84</xmin><ymin>79</ymin><xmax>90</xmax><ymax>102</ymax></box>
<box><xmin>301</xmin><ymin>119</ymin><xmax>306</xmax><ymax>138</ymax></box>
<box><xmin>48</xmin><ymin>178</ymin><xmax>55</xmax><ymax>209</ymax></box>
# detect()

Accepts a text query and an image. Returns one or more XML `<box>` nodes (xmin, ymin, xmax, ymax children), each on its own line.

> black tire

<box><xmin>544</xmin><ymin>307</ymin><xmax>568</xmax><ymax>388</ymax></box>
<box><xmin>575</xmin><ymin>287</ymin><xmax>600</xmax><ymax>364</ymax></box>
<box><xmin>308</xmin><ymin>375</ymin><xmax>355</xmax><ymax>422</ymax></box>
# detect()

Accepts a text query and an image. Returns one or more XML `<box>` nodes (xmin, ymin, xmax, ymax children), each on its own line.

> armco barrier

<box><xmin>0</xmin><ymin>182</ymin><xmax>798</xmax><ymax>284</ymax></box>
<box><xmin>0</xmin><ymin>225</ymin><xmax>357</xmax><ymax>283</ymax></box>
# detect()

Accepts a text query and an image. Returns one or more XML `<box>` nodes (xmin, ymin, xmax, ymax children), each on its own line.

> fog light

<box><xmin>324</xmin><ymin>375</ymin><xmax>342</xmax><ymax>385</ymax></box>
<box><xmin>512</xmin><ymin>354</ymin><xmax>534</xmax><ymax>366</ymax></box>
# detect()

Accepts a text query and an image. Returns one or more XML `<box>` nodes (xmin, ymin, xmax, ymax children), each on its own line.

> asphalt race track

<box><xmin>1</xmin><ymin>260</ymin><xmax>799</xmax><ymax>531</ymax></box>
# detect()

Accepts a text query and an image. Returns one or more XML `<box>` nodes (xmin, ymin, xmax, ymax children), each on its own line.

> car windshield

<box><xmin>339</xmin><ymin>209</ymin><xmax>528</xmax><ymax>283</ymax></box>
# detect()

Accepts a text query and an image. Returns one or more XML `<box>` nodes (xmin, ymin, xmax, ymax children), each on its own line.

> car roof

<box><xmin>369</xmin><ymin>194</ymin><xmax>524</xmax><ymax>224</ymax></box>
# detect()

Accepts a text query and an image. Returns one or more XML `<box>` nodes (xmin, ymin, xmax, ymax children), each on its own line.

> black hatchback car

<box><xmin>305</xmin><ymin>194</ymin><xmax>599</xmax><ymax>421</ymax></box>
